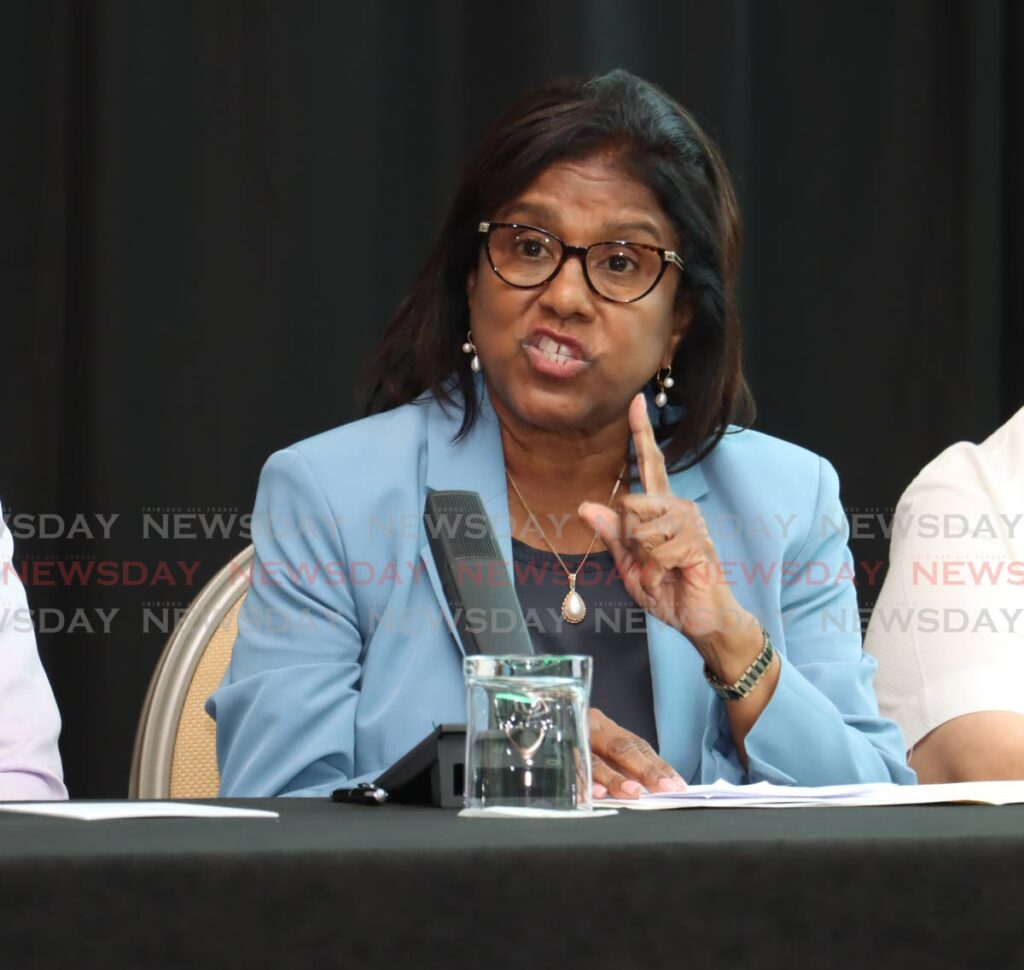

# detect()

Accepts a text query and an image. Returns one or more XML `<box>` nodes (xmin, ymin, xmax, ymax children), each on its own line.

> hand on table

<box><xmin>589</xmin><ymin>707</ymin><xmax>686</xmax><ymax>800</ymax></box>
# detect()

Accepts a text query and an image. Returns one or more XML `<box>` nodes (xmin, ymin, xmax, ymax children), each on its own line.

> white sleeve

<box><xmin>0</xmin><ymin>503</ymin><xmax>67</xmax><ymax>800</ymax></box>
<box><xmin>865</xmin><ymin>429</ymin><xmax>1024</xmax><ymax>750</ymax></box>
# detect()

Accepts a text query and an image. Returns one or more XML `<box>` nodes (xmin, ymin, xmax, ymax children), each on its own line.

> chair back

<box><xmin>129</xmin><ymin>545</ymin><xmax>253</xmax><ymax>798</ymax></box>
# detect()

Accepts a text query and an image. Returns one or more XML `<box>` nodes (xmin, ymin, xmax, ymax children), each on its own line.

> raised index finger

<box><xmin>629</xmin><ymin>393</ymin><xmax>671</xmax><ymax>495</ymax></box>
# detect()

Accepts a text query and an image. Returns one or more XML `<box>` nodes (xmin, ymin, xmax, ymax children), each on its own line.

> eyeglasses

<box><xmin>478</xmin><ymin>221</ymin><xmax>685</xmax><ymax>304</ymax></box>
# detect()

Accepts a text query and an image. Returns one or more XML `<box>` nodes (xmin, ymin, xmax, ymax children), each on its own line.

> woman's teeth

<box><xmin>536</xmin><ymin>334</ymin><xmax>579</xmax><ymax>362</ymax></box>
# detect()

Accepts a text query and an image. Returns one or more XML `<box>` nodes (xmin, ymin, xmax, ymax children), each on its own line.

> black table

<box><xmin>1</xmin><ymin>798</ymin><xmax>1023</xmax><ymax>969</ymax></box>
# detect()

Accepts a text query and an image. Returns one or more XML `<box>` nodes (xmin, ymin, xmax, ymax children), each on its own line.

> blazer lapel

<box><xmin>418</xmin><ymin>375</ymin><xmax>511</xmax><ymax>655</ymax></box>
<box><xmin>646</xmin><ymin>616</ymin><xmax>712</xmax><ymax>777</ymax></box>
<box><xmin>643</xmin><ymin>393</ymin><xmax>713</xmax><ymax>773</ymax></box>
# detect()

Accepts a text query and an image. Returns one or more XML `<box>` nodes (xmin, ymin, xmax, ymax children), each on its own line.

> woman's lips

<box><xmin>522</xmin><ymin>335</ymin><xmax>592</xmax><ymax>379</ymax></box>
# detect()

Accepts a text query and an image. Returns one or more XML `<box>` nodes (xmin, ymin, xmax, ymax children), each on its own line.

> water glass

<box><xmin>463</xmin><ymin>654</ymin><xmax>593</xmax><ymax>812</ymax></box>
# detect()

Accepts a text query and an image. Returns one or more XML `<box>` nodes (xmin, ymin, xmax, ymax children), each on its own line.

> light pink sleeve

<box><xmin>0</xmin><ymin>503</ymin><xmax>67</xmax><ymax>800</ymax></box>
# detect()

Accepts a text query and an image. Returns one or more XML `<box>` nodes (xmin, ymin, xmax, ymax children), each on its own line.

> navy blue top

<box><xmin>510</xmin><ymin>537</ymin><xmax>659</xmax><ymax>748</ymax></box>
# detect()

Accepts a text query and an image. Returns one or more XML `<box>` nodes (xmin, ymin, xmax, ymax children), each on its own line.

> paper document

<box><xmin>0</xmin><ymin>801</ymin><xmax>279</xmax><ymax>821</ymax></box>
<box><xmin>460</xmin><ymin>806</ymin><xmax>618</xmax><ymax>820</ymax></box>
<box><xmin>604</xmin><ymin>778</ymin><xmax>1024</xmax><ymax>810</ymax></box>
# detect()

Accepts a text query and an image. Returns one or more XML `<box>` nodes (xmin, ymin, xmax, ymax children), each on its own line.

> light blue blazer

<box><xmin>207</xmin><ymin>375</ymin><xmax>914</xmax><ymax>796</ymax></box>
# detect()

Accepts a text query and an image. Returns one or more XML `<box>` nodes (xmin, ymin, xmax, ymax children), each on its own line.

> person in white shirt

<box><xmin>865</xmin><ymin>407</ymin><xmax>1024</xmax><ymax>783</ymax></box>
<box><xmin>0</xmin><ymin>500</ymin><xmax>67</xmax><ymax>799</ymax></box>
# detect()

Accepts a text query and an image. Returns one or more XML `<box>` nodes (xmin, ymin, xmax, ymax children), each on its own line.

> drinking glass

<box><xmin>463</xmin><ymin>654</ymin><xmax>592</xmax><ymax>812</ymax></box>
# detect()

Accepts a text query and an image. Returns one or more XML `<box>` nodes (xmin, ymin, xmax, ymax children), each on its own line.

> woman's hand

<box><xmin>578</xmin><ymin>394</ymin><xmax>763</xmax><ymax>682</ymax></box>
<box><xmin>589</xmin><ymin>708</ymin><xmax>686</xmax><ymax>799</ymax></box>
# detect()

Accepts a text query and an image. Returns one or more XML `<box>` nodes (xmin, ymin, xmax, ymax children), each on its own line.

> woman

<box><xmin>207</xmin><ymin>70</ymin><xmax>913</xmax><ymax>797</ymax></box>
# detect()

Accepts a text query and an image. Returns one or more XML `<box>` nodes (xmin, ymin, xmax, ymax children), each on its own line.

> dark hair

<box><xmin>362</xmin><ymin>69</ymin><xmax>755</xmax><ymax>471</ymax></box>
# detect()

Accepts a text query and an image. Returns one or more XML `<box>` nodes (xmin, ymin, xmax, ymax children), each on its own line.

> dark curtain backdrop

<box><xmin>3</xmin><ymin>0</ymin><xmax>1021</xmax><ymax>796</ymax></box>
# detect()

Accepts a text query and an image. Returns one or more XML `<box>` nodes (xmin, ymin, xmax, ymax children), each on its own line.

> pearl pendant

<box><xmin>655</xmin><ymin>390</ymin><xmax>668</xmax><ymax>407</ymax></box>
<box><xmin>470</xmin><ymin>355</ymin><xmax>481</xmax><ymax>373</ymax></box>
<box><xmin>562</xmin><ymin>588</ymin><xmax>586</xmax><ymax>624</ymax></box>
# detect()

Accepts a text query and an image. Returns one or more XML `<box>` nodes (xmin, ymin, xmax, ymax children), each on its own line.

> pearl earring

<box><xmin>462</xmin><ymin>331</ymin><xmax>481</xmax><ymax>373</ymax></box>
<box><xmin>655</xmin><ymin>365</ymin><xmax>675</xmax><ymax>407</ymax></box>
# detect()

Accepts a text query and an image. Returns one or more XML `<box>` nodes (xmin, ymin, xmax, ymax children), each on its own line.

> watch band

<box><xmin>703</xmin><ymin>626</ymin><xmax>775</xmax><ymax>701</ymax></box>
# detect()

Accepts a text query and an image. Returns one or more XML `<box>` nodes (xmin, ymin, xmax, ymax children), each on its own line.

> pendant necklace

<box><xmin>506</xmin><ymin>460</ymin><xmax>628</xmax><ymax>624</ymax></box>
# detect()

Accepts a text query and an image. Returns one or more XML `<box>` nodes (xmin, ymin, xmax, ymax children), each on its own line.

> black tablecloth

<box><xmin>2</xmin><ymin>798</ymin><xmax>1023</xmax><ymax>969</ymax></box>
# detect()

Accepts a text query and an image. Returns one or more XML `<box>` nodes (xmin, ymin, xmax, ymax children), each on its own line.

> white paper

<box><xmin>459</xmin><ymin>806</ymin><xmax>618</xmax><ymax>820</ymax></box>
<box><xmin>604</xmin><ymin>778</ymin><xmax>1024</xmax><ymax>811</ymax></box>
<box><xmin>0</xmin><ymin>801</ymin><xmax>279</xmax><ymax>821</ymax></box>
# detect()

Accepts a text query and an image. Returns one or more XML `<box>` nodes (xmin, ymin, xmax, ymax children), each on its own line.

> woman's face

<box><xmin>466</xmin><ymin>154</ymin><xmax>689</xmax><ymax>435</ymax></box>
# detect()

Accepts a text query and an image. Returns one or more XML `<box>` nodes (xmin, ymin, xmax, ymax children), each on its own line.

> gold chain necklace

<box><xmin>506</xmin><ymin>461</ymin><xmax>628</xmax><ymax>625</ymax></box>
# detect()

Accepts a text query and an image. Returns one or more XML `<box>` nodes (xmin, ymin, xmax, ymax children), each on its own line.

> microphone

<box><xmin>423</xmin><ymin>488</ymin><xmax>534</xmax><ymax>656</ymax></box>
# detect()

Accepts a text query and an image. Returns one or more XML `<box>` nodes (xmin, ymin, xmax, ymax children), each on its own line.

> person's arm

<box><xmin>910</xmin><ymin>712</ymin><xmax>1024</xmax><ymax>783</ymax></box>
<box><xmin>704</xmin><ymin>458</ymin><xmax>915</xmax><ymax>786</ymax></box>
<box><xmin>206</xmin><ymin>449</ymin><xmax>376</xmax><ymax>797</ymax></box>
<box><xmin>864</xmin><ymin>446</ymin><xmax>1024</xmax><ymax>779</ymax></box>
<box><xmin>0</xmin><ymin>506</ymin><xmax>67</xmax><ymax>800</ymax></box>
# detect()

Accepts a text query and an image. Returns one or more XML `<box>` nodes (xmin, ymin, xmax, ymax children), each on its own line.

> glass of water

<box><xmin>463</xmin><ymin>655</ymin><xmax>593</xmax><ymax>812</ymax></box>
